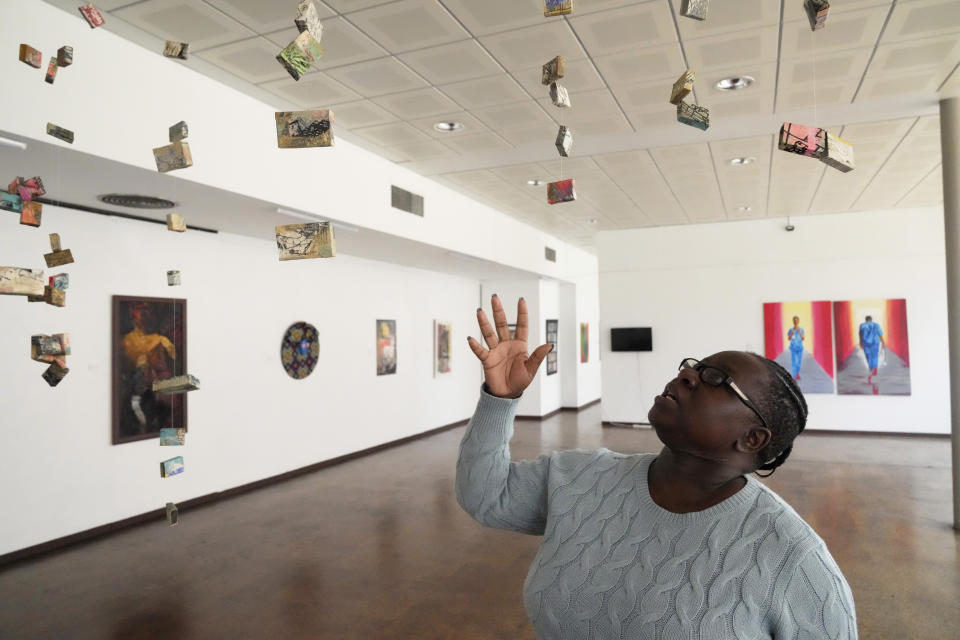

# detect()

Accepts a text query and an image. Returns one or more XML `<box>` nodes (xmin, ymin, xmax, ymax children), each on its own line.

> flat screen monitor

<box><xmin>611</xmin><ymin>328</ymin><xmax>652</xmax><ymax>352</ymax></box>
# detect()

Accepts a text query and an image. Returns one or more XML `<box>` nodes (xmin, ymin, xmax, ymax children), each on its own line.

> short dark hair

<box><xmin>865</xmin><ymin>315</ymin><xmax>872</xmax><ymax>321</ymax></box>
<box><xmin>749</xmin><ymin>354</ymin><xmax>808</xmax><ymax>477</ymax></box>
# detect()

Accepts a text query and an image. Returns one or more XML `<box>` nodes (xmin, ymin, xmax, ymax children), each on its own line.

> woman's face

<box><xmin>793</xmin><ymin>316</ymin><xmax>800</xmax><ymax>326</ymax></box>
<box><xmin>647</xmin><ymin>351</ymin><xmax>770</xmax><ymax>461</ymax></box>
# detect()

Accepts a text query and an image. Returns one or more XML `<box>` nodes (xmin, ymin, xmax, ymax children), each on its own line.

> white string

<box><xmin>810</xmin><ymin>28</ymin><xmax>818</xmax><ymax>127</ymax></box>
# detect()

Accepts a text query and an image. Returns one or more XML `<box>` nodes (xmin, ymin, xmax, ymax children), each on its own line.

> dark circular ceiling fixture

<box><xmin>97</xmin><ymin>194</ymin><xmax>176</xmax><ymax>209</ymax></box>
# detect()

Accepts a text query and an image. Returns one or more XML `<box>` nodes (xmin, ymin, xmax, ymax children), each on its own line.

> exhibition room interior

<box><xmin>1</xmin><ymin>0</ymin><xmax>958</xmax><ymax>638</ymax></box>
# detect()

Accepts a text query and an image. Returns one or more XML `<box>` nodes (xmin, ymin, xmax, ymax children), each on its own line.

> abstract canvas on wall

<box><xmin>763</xmin><ymin>301</ymin><xmax>834</xmax><ymax>394</ymax></box>
<box><xmin>434</xmin><ymin>320</ymin><xmax>451</xmax><ymax>376</ymax></box>
<box><xmin>112</xmin><ymin>295</ymin><xmax>187</xmax><ymax>444</ymax></box>
<box><xmin>546</xmin><ymin>319</ymin><xmax>558</xmax><ymax>376</ymax></box>
<box><xmin>281</xmin><ymin>321</ymin><xmax>319</xmax><ymax>380</ymax></box>
<box><xmin>580</xmin><ymin>322</ymin><xmax>589</xmax><ymax>363</ymax></box>
<box><xmin>833</xmin><ymin>299</ymin><xmax>910</xmax><ymax>396</ymax></box>
<box><xmin>377</xmin><ymin>319</ymin><xmax>397</xmax><ymax>376</ymax></box>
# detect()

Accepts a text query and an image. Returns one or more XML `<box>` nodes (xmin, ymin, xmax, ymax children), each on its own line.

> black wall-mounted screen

<box><xmin>611</xmin><ymin>328</ymin><xmax>652</xmax><ymax>352</ymax></box>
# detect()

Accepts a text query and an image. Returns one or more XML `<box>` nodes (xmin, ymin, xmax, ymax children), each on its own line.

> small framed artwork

<box><xmin>580</xmin><ymin>322</ymin><xmax>589</xmax><ymax>363</ymax></box>
<box><xmin>377</xmin><ymin>319</ymin><xmax>397</xmax><ymax>375</ymax></box>
<box><xmin>508</xmin><ymin>324</ymin><xmax>517</xmax><ymax>340</ymax></box>
<box><xmin>434</xmin><ymin>320</ymin><xmax>451</xmax><ymax>376</ymax></box>
<box><xmin>546</xmin><ymin>319</ymin><xmax>558</xmax><ymax>375</ymax></box>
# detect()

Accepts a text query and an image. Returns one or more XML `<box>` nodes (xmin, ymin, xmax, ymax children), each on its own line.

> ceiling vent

<box><xmin>545</xmin><ymin>247</ymin><xmax>557</xmax><ymax>262</ymax></box>
<box><xmin>391</xmin><ymin>185</ymin><xmax>424</xmax><ymax>217</ymax></box>
<box><xmin>98</xmin><ymin>194</ymin><xmax>176</xmax><ymax>209</ymax></box>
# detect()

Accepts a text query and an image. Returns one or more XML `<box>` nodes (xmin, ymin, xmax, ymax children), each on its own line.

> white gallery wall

<box><xmin>598</xmin><ymin>206</ymin><xmax>950</xmax><ymax>434</ymax></box>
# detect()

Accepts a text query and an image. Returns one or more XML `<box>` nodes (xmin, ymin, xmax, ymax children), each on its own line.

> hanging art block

<box><xmin>46</xmin><ymin>123</ymin><xmax>75</xmax><ymax>144</ymax></box>
<box><xmin>166</xmin><ymin>213</ymin><xmax>186</xmax><ymax>232</ymax></box>
<box><xmin>153</xmin><ymin>374</ymin><xmax>200</xmax><ymax>396</ymax></box>
<box><xmin>50</xmin><ymin>273</ymin><xmax>69</xmax><ymax>291</ymax></box>
<box><xmin>40</xmin><ymin>285</ymin><xmax>66</xmax><ymax>307</ymax></box>
<box><xmin>168</xmin><ymin>121</ymin><xmax>188</xmax><ymax>143</ymax></box>
<box><xmin>670</xmin><ymin>70</ymin><xmax>695</xmax><ymax>105</ymax></box>
<box><xmin>167</xmin><ymin>270</ymin><xmax>181</xmax><ymax>286</ymax></box>
<box><xmin>804</xmin><ymin>0</ymin><xmax>830</xmax><ymax>31</ymax></box>
<box><xmin>9</xmin><ymin>176</ymin><xmax>46</xmax><ymax>201</ymax></box>
<box><xmin>166</xmin><ymin>502</ymin><xmax>179</xmax><ymax>526</ymax></box>
<box><xmin>542</xmin><ymin>56</ymin><xmax>565</xmax><ymax>85</ymax></box>
<box><xmin>276</xmin><ymin>221</ymin><xmax>336</xmax><ymax>260</ymax></box>
<box><xmin>45</xmin><ymin>57</ymin><xmax>58</xmax><ymax>84</ymax></box>
<box><xmin>159</xmin><ymin>428</ymin><xmax>186</xmax><ymax>446</ymax></box>
<box><xmin>57</xmin><ymin>46</ymin><xmax>73</xmax><ymax>67</ymax></box>
<box><xmin>544</xmin><ymin>0</ymin><xmax>572</xmax><ymax>17</ymax></box>
<box><xmin>677</xmin><ymin>101</ymin><xmax>710</xmax><ymax>130</ymax></box>
<box><xmin>153</xmin><ymin>141</ymin><xmax>193</xmax><ymax>173</ymax></box>
<box><xmin>550</xmin><ymin>83</ymin><xmax>571</xmax><ymax>108</ymax></box>
<box><xmin>0</xmin><ymin>267</ymin><xmax>45</xmax><ymax>297</ymax></box>
<box><xmin>32</xmin><ymin>334</ymin><xmax>70</xmax><ymax>358</ymax></box>
<box><xmin>547</xmin><ymin>178</ymin><xmax>577</xmax><ymax>205</ymax></box>
<box><xmin>20</xmin><ymin>202</ymin><xmax>43</xmax><ymax>227</ymax></box>
<box><xmin>160</xmin><ymin>456</ymin><xmax>185</xmax><ymax>478</ymax></box>
<box><xmin>821</xmin><ymin>131</ymin><xmax>855</xmax><ymax>173</ymax></box>
<box><xmin>45</xmin><ymin>233</ymin><xmax>74</xmax><ymax>268</ymax></box>
<box><xmin>19</xmin><ymin>44</ymin><xmax>42</xmax><ymax>68</ymax></box>
<box><xmin>296</xmin><ymin>0</ymin><xmax>324</xmax><ymax>41</ymax></box>
<box><xmin>778</xmin><ymin>122</ymin><xmax>826</xmax><ymax>159</ymax></box>
<box><xmin>163</xmin><ymin>41</ymin><xmax>189</xmax><ymax>60</ymax></box>
<box><xmin>275</xmin><ymin>110</ymin><xmax>334</xmax><ymax>148</ymax></box>
<box><xmin>276</xmin><ymin>31</ymin><xmax>324</xmax><ymax>81</ymax></box>
<box><xmin>1</xmin><ymin>191</ymin><xmax>23</xmax><ymax>213</ymax></box>
<box><xmin>42</xmin><ymin>361</ymin><xmax>69</xmax><ymax>387</ymax></box>
<box><xmin>79</xmin><ymin>4</ymin><xmax>106</xmax><ymax>28</ymax></box>
<box><xmin>556</xmin><ymin>126</ymin><xmax>572</xmax><ymax>157</ymax></box>
<box><xmin>679</xmin><ymin>0</ymin><xmax>709</xmax><ymax>20</ymax></box>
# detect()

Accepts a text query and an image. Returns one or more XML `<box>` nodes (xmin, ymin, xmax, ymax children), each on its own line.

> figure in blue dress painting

<box><xmin>787</xmin><ymin>316</ymin><xmax>805</xmax><ymax>381</ymax></box>
<box><xmin>859</xmin><ymin>315</ymin><xmax>885</xmax><ymax>383</ymax></box>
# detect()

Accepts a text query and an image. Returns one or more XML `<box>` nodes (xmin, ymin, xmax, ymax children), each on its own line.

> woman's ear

<box><xmin>736</xmin><ymin>427</ymin><xmax>772</xmax><ymax>455</ymax></box>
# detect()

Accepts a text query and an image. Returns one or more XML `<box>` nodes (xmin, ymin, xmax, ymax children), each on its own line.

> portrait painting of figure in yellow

<box><xmin>377</xmin><ymin>319</ymin><xmax>397</xmax><ymax>376</ymax></box>
<box><xmin>763</xmin><ymin>301</ymin><xmax>834</xmax><ymax>394</ymax></box>
<box><xmin>112</xmin><ymin>296</ymin><xmax>187</xmax><ymax>444</ymax></box>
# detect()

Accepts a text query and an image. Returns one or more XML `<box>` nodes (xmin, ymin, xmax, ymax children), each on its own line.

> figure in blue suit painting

<box><xmin>787</xmin><ymin>316</ymin><xmax>805</xmax><ymax>381</ymax></box>
<box><xmin>859</xmin><ymin>315</ymin><xmax>885</xmax><ymax>384</ymax></box>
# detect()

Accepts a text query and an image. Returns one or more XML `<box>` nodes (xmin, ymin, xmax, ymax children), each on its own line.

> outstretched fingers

<box><xmin>524</xmin><ymin>343</ymin><xmax>553</xmax><ymax>378</ymax></box>
<box><xmin>466</xmin><ymin>336</ymin><xmax>489</xmax><ymax>362</ymax></box>
<box><xmin>476</xmin><ymin>308</ymin><xmax>499</xmax><ymax>349</ymax></box>
<box><xmin>491</xmin><ymin>295</ymin><xmax>511</xmax><ymax>343</ymax></box>
<box><xmin>516</xmin><ymin>297</ymin><xmax>529</xmax><ymax>342</ymax></box>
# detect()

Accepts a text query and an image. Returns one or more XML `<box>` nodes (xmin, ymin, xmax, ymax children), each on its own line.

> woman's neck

<box><xmin>647</xmin><ymin>448</ymin><xmax>747</xmax><ymax>513</ymax></box>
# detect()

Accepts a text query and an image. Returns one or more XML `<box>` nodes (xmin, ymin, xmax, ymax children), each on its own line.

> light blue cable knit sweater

<box><xmin>456</xmin><ymin>389</ymin><xmax>858</xmax><ymax>640</ymax></box>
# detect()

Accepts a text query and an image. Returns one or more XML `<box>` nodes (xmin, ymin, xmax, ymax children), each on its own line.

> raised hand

<box><xmin>467</xmin><ymin>295</ymin><xmax>552</xmax><ymax>399</ymax></box>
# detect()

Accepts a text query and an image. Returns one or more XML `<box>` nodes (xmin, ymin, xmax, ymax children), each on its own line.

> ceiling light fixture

<box><xmin>729</xmin><ymin>156</ymin><xmax>756</xmax><ymax>166</ymax></box>
<box><xmin>526</xmin><ymin>179</ymin><xmax>544</xmax><ymax>186</ymax></box>
<box><xmin>0</xmin><ymin>136</ymin><xmax>28</xmax><ymax>151</ymax></box>
<box><xmin>588</xmin><ymin>218</ymin><xmax>598</xmax><ymax>224</ymax></box>
<box><xmin>433</xmin><ymin>121</ymin><xmax>464</xmax><ymax>133</ymax></box>
<box><xmin>276</xmin><ymin>207</ymin><xmax>360</xmax><ymax>233</ymax></box>
<box><xmin>715</xmin><ymin>75</ymin><xmax>755</xmax><ymax>91</ymax></box>
<box><xmin>737</xmin><ymin>206</ymin><xmax>752</xmax><ymax>213</ymax></box>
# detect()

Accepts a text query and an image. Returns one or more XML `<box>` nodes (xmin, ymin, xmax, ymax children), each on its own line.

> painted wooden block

<box><xmin>57</xmin><ymin>46</ymin><xmax>73</xmax><ymax>67</ymax></box>
<box><xmin>547</xmin><ymin>178</ymin><xmax>577</xmax><ymax>205</ymax></box>
<box><xmin>166</xmin><ymin>213</ymin><xmax>186</xmax><ymax>232</ymax></box>
<box><xmin>166</xmin><ymin>502</ymin><xmax>179</xmax><ymax>526</ymax></box>
<box><xmin>550</xmin><ymin>83</ymin><xmax>571</xmax><ymax>108</ymax></box>
<box><xmin>296</xmin><ymin>0</ymin><xmax>324</xmax><ymax>41</ymax></box>
<box><xmin>804</xmin><ymin>0</ymin><xmax>830</xmax><ymax>31</ymax></box>
<box><xmin>43</xmin><ymin>285</ymin><xmax>66</xmax><ymax>307</ymax></box>
<box><xmin>168</xmin><ymin>121</ymin><xmax>188</xmax><ymax>143</ymax></box>
<box><xmin>0</xmin><ymin>267</ymin><xmax>45</xmax><ymax>297</ymax></box>
<box><xmin>32</xmin><ymin>335</ymin><xmax>65</xmax><ymax>356</ymax></box>
<box><xmin>19</xmin><ymin>44</ymin><xmax>42</xmax><ymax>68</ymax></box>
<box><xmin>821</xmin><ymin>131</ymin><xmax>855</xmax><ymax>173</ymax></box>
<box><xmin>677</xmin><ymin>101</ymin><xmax>710</xmax><ymax>130</ymax></box>
<box><xmin>50</xmin><ymin>273</ymin><xmax>69</xmax><ymax>291</ymax></box>
<box><xmin>778</xmin><ymin>122</ymin><xmax>826</xmax><ymax>159</ymax></box>
<box><xmin>1</xmin><ymin>191</ymin><xmax>23</xmax><ymax>214</ymax></box>
<box><xmin>78</xmin><ymin>4</ymin><xmax>105</xmax><ymax>28</ymax></box>
<box><xmin>163</xmin><ymin>41</ymin><xmax>189</xmax><ymax>60</ymax></box>
<box><xmin>44</xmin><ymin>232</ymin><xmax>75</xmax><ymax>268</ymax></box>
<box><xmin>680</xmin><ymin>0</ymin><xmax>709</xmax><ymax>20</ymax></box>
<box><xmin>9</xmin><ymin>176</ymin><xmax>46</xmax><ymax>201</ymax></box>
<box><xmin>159</xmin><ymin>428</ymin><xmax>186</xmax><ymax>446</ymax></box>
<box><xmin>20</xmin><ymin>201</ymin><xmax>42</xmax><ymax>227</ymax></box>
<box><xmin>160</xmin><ymin>456</ymin><xmax>185</xmax><ymax>478</ymax></box>
<box><xmin>276</xmin><ymin>31</ymin><xmax>324</xmax><ymax>81</ymax></box>
<box><xmin>556</xmin><ymin>126</ymin><xmax>572</xmax><ymax>157</ymax></box>
<box><xmin>542</xmin><ymin>56</ymin><xmax>565</xmax><ymax>85</ymax></box>
<box><xmin>45</xmin><ymin>57</ymin><xmax>58</xmax><ymax>84</ymax></box>
<box><xmin>275</xmin><ymin>110</ymin><xmax>334</xmax><ymax>148</ymax></box>
<box><xmin>153</xmin><ymin>141</ymin><xmax>193</xmax><ymax>173</ymax></box>
<box><xmin>276</xmin><ymin>222</ymin><xmax>336</xmax><ymax>260</ymax></box>
<box><xmin>167</xmin><ymin>270</ymin><xmax>181</xmax><ymax>286</ymax></box>
<box><xmin>670</xmin><ymin>69</ymin><xmax>695</xmax><ymax>105</ymax></box>
<box><xmin>46</xmin><ymin>123</ymin><xmax>74</xmax><ymax>144</ymax></box>
<box><xmin>42</xmin><ymin>361</ymin><xmax>69</xmax><ymax>387</ymax></box>
<box><xmin>544</xmin><ymin>0</ymin><xmax>573</xmax><ymax>17</ymax></box>
<box><xmin>153</xmin><ymin>374</ymin><xmax>200</xmax><ymax>396</ymax></box>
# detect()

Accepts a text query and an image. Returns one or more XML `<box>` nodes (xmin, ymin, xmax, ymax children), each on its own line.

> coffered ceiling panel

<box><xmin>345</xmin><ymin>0</ymin><xmax>470</xmax><ymax>54</ymax></box>
<box><xmin>113</xmin><ymin>0</ymin><xmax>256</xmax><ymax>51</ymax></box>
<box><xmin>325</xmin><ymin>57</ymin><xmax>429</xmax><ymax>96</ymax></box>
<box><xmin>568</xmin><ymin>2</ymin><xmax>678</xmax><ymax>58</ymax></box>
<box><xmin>204</xmin><ymin>0</ymin><xmax>334</xmax><ymax>34</ymax></box>
<box><xmin>264</xmin><ymin>17</ymin><xmax>389</xmax><ymax>69</ymax></box>
<box><xmin>399</xmin><ymin>39</ymin><xmax>504</xmax><ymax>85</ymax></box>
<box><xmin>260</xmin><ymin>71</ymin><xmax>361</xmax><ymax>107</ymax></box>
<box><xmin>371</xmin><ymin>87</ymin><xmax>462</xmax><ymax>119</ymax></box>
<box><xmin>478</xmin><ymin>21</ymin><xmax>588</xmax><ymax>70</ymax></box>
<box><xmin>438</xmin><ymin>75</ymin><xmax>530</xmax><ymax>110</ymax></box>
<box><xmin>196</xmin><ymin>36</ymin><xmax>293</xmax><ymax>84</ymax></box>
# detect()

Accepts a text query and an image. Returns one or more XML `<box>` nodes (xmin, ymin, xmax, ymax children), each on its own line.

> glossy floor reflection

<box><xmin>0</xmin><ymin>404</ymin><xmax>957</xmax><ymax>639</ymax></box>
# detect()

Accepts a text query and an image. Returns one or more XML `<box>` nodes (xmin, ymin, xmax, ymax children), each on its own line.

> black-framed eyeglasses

<box><xmin>679</xmin><ymin>358</ymin><xmax>771</xmax><ymax>432</ymax></box>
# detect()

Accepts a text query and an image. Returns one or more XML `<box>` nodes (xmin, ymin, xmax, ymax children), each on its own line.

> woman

<box><xmin>787</xmin><ymin>315</ymin><xmax>805</xmax><ymax>380</ymax></box>
<box><xmin>457</xmin><ymin>295</ymin><xmax>856</xmax><ymax>639</ymax></box>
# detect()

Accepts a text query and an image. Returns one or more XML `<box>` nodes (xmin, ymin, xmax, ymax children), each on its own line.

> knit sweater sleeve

<box><xmin>455</xmin><ymin>387</ymin><xmax>549</xmax><ymax>535</ymax></box>
<box><xmin>774</xmin><ymin>544</ymin><xmax>858</xmax><ymax>639</ymax></box>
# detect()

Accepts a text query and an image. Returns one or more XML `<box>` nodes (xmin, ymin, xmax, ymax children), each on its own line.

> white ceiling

<box><xmin>41</xmin><ymin>0</ymin><xmax>959</xmax><ymax>251</ymax></box>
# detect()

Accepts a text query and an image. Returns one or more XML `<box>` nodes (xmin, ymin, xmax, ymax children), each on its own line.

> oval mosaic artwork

<box><xmin>280</xmin><ymin>322</ymin><xmax>320</xmax><ymax>380</ymax></box>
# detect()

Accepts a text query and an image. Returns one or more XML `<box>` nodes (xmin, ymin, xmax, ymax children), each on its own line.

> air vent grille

<box><xmin>545</xmin><ymin>247</ymin><xmax>557</xmax><ymax>262</ymax></box>
<box><xmin>391</xmin><ymin>185</ymin><xmax>424</xmax><ymax>217</ymax></box>
<box><xmin>98</xmin><ymin>194</ymin><xmax>176</xmax><ymax>209</ymax></box>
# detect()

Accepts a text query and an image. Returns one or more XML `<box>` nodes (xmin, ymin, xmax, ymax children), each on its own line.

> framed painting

<box><xmin>434</xmin><ymin>320</ymin><xmax>451</xmax><ymax>376</ymax></box>
<box><xmin>580</xmin><ymin>322</ymin><xmax>589</xmax><ymax>363</ymax></box>
<box><xmin>762</xmin><ymin>301</ymin><xmax>834</xmax><ymax>394</ymax></box>
<box><xmin>546</xmin><ymin>319</ymin><xmax>558</xmax><ymax>375</ymax></box>
<box><xmin>112</xmin><ymin>295</ymin><xmax>187</xmax><ymax>444</ymax></box>
<box><xmin>833</xmin><ymin>299</ymin><xmax>910</xmax><ymax>395</ymax></box>
<box><xmin>377</xmin><ymin>319</ymin><xmax>397</xmax><ymax>376</ymax></box>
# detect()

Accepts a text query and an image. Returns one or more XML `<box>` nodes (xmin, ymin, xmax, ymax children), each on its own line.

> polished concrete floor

<box><xmin>0</xmin><ymin>404</ymin><xmax>957</xmax><ymax>639</ymax></box>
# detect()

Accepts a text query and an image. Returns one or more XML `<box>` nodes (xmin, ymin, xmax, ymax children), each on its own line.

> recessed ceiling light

<box><xmin>715</xmin><ymin>75</ymin><xmax>755</xmax><ymax>91</ymax></box>
<box><xmin>737</xmin><ymin>206</ymin><xmax>753</xmax><ymax>213</ymax></box>
<box><xmin>729</xmin><ymin>156</ymin><xmax>756</xmax><ymax>166</ymax></box>
<box><xmin>434</xmin><ymin>121</ymin><xmax>464</xmax><ymax>133</ymax></box>
<box><xmin>527</xmin><ymin>179</ymin><xmax>545</xmax><ymax>186</ymax></box>
<box><xmin>587</xmin><ymin>218</ymin><xmax>598</xmax><ymax>224</ymax></box>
